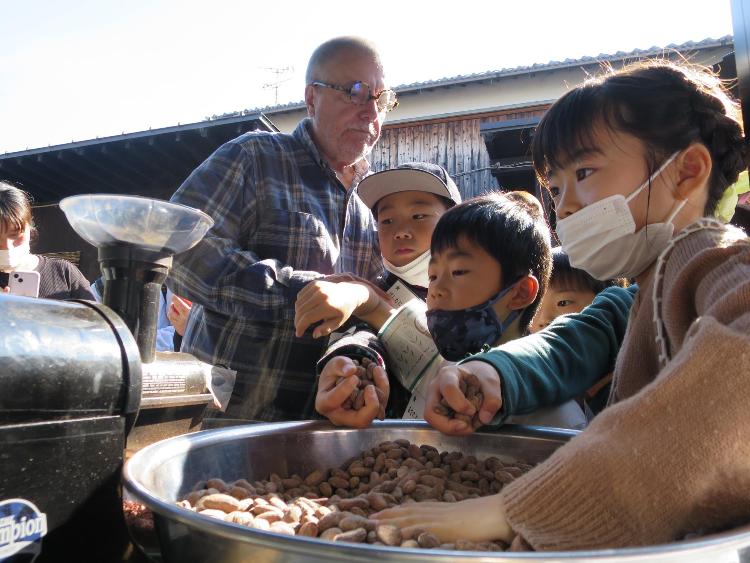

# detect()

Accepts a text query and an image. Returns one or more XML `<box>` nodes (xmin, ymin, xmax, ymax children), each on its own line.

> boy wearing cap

<box><xmin>294</xmin><ymin>162</ymin><xmax>461</xmax><ymax>427</ymax></box>
<box><xmin>358</xmin><ymin>161</ymin><xmax>462</xmax><ymax>304</ymax></box>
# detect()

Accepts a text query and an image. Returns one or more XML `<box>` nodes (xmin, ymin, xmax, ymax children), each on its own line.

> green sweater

<box><xmin>463</xmin><ymin>284</ymin><xmax>637</xmax><ymax>422</ymax></box>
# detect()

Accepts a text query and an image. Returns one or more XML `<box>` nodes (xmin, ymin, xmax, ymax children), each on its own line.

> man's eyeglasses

<box><xmin>310</xmin><ymin>81</ymin><xmax>398</xmax><ymax>113</ymax></box>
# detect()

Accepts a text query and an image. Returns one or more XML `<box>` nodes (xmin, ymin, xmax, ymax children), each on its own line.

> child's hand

<box><xmin>294</xmin><ymin>280</ymin><xmax>370</xmax><ymax>338</ymax></box>
<box><xmin>372</xmin><ymin>493</ymin><xmax>515</xmax><ymax>544</ymax></box>
<box><xmin>424</xmin><ymin>361</ymin><xmax>503</xmax><ymax>435</ymax></box>
<box><xmin>322</xmin><ymin>273</ymin><xmax>395</xmax><ymax>309</ymax></box>
<box><xmin>168</xmin><ymin>295</ymin><xmax>192</xmax><ymax>336</ymax></box>
<box><xmin>316</xmin><ymin>356</ymin><xmax>389</xmax><ymax>428</ymax></box>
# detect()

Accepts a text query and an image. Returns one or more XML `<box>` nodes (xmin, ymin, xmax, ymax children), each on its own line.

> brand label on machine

<box><xmin>0</xmin><ymin>498</ymin><xmax>47</xmax><ymax>560</ymax></box>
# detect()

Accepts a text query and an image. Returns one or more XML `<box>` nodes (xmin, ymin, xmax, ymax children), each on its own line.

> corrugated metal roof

<box><xmin>1</xmin><ymin>111</ymin><xmax>277</xmax><ymax>159</ymax></box>
<box><xmin>222</xmin><ymin>35</ymin><xmax>734</xmax><ymax>118</ymax></box>
<box><xmin>0</xmin><ymin>112</ymin><xmax>277</xmax><ymax>201</ymax></box>
<box><xmin>394</xmin><ymin>35</ymin><xmax>733</xmax><ymax>91</ymax></box>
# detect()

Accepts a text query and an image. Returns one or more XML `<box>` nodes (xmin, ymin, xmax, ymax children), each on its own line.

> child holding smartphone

<box><xmin>375</xmin><ymin>60</ymin><xmax>750</xmax><ymax>550</ymax></box>
<box><xmin>0</xmin><ymin>181</ymin><xmax>94</xmax><ymax>300</ymax></box>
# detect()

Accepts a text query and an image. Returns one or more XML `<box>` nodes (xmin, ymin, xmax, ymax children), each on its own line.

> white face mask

<box><xmin>0</xmin><ymin>240</ymin><xmax>31</xmax><ymax>271</ymax></box>
<box><xmin>555</xmin><ymin>152</ymin><xmax>686</xmax><ymax>280</ymax></box>
<box><xmin>383</xmin><ymin>250</ymin><xmax>430</xmax><ymax>288</ymax></box>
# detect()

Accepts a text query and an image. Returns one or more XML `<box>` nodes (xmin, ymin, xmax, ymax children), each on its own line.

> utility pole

<box><xmin>261</xmin><ymin>66</ymin><xmax>294</xmax><ymax>105</ymax></box>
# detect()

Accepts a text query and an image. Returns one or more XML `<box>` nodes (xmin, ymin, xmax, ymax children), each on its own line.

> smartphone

<box><xmin>8</xmin><ymin>270</ymin><xmax>40</xmax><ymax>298</ymax></box>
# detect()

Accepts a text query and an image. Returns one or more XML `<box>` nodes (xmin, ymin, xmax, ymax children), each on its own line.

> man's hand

<box><xmin>424</xmin><ymin>361</ymin><xmax>503</xmax><ymax>435</ymax></box>
<box><xmin>315</xmin><ymin>356</ymin><xmax>389</xmax><ymax>428</ymax></box>
<box><xmin>294</xmin><ymin>281</ymin><xmax>370</xmax><ymax>338</ymax></box>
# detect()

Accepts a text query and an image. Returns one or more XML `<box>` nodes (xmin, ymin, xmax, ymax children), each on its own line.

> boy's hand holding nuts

<box><xmin>425</xmin><ymin>362</ymin><xmax>503</xmax><ymax>435</ymax></box>
<box><xmin>316</xmin><ymin>356</ymin><xmax>389</xmax><ymax>428</ymax></box>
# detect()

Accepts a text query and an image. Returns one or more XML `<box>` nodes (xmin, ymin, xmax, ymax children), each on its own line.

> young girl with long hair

<box><xmin>374</xmin><ymin>60</ymin><xmax>750</xmax><ymax>550</ymax></box>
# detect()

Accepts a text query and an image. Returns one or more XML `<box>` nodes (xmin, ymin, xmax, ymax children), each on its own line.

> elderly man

<box><xmin>168</xmin><ymin>37</ymin><xmax>397</xmax><ymax>421</ymax></box>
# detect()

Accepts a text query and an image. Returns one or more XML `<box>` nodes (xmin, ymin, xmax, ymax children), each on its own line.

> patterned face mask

<box><xmin>425</xmin><ymin>282</ymin><xmax>520</xmax><ymax>361</ymax></box>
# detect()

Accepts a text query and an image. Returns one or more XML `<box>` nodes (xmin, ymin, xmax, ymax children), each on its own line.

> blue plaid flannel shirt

<box><xmin>168</xmin><ymin>119</ymin><xmax>383</xmax><ymax>421</ymax></box>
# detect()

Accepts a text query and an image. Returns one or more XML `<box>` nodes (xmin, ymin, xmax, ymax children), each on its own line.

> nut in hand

<box><xmin>335</xmin><ymin>357</ymin><xmax>386</xmax><ymax>419</ymax></box>
<box><xmin>433</xmin><ymin>373</ymin><xmax>483</xmax><ymax>428</ymax></box>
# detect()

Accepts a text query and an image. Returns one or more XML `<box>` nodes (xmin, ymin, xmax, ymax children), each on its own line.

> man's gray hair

<box><xmin>305</xmin><ymin>36</ymin><xmax>383</xmax><ymax>84</ymax></box>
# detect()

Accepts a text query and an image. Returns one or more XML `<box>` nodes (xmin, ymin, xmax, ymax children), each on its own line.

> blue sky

<box><xmin>0</xmin><ymin>0</ymin><xmax>734</xmax><ymax>154</ymax></box>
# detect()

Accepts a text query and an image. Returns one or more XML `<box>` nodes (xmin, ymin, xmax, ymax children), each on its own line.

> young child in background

<box><xmin>531</xmin><ymin>246</ymin><xmax>627</xmax><ymax>417</ymax></box>
<box><xmin>1</xmin><ymin>182</ymin><xmax>94</xmax><ymax>300</ymax></box>
<box><xmin>295</xmin><ymin>162</ymin><xmax>461</xmax><ymax>427</ymax></box>
<box><xmin>375</xmin><ymin>60</ymin><xmax>750</xmax><ymax>551</ymax></box>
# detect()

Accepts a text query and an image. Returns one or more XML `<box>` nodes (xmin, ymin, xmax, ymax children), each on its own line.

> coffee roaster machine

<box><xmin>0</xmin><ymin>195</ymin><xmax>214</xmax><ymax>562</ymax></box>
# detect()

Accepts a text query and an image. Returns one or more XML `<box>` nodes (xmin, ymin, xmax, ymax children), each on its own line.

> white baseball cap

<box><xmin>357</xmin><ymin>162</ymin><xmax>462</xmax><ymax>211</ymax></box>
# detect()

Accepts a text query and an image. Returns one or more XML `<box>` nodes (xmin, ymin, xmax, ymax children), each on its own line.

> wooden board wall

<box><xmin>371</xmin><ymin>106</ymin><xmax>548</xmax><ymax>199</ymax></box>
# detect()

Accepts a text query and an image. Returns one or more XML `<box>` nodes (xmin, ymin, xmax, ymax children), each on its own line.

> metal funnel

<box><xmin>59</xmin><ymin>194</ymin><xmax>213</xmax><ymax>254</ymax></box>
<box><xmin>60</xmin><ymin>194</ymin><xmax>213</xmax><ymax>363</ymax></box>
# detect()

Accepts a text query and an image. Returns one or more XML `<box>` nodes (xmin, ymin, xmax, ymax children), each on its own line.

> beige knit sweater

<box><xmin>500</xmin><ymin>219</ymin><xmax>750</xmax><ymax>550</ymax></box>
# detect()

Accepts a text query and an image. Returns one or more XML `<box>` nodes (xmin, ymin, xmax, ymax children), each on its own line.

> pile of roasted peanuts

<box><xmin>177</xmin><ymin>438</ymin><xmax>532</xmax><ymax>551</ymax></box>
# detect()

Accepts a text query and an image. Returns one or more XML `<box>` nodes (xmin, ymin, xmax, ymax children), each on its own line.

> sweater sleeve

<box><xmin>316</xmin><ymin>321</ymin><xmax>386</xmax><ymax>373</ymax></box>
<box><xmin>464</xmin><ymin>285</ymin><xmax>636</xmax><ymax>423</ymax></box>
<box><xmin>37</xmin><ymin>257</ymin><xmax>95</xmax><ymax>301</ymax></box>
<box><xmin>68</xmin><ymin>266</ymin><xmax>95</xmax><ymax>300</ymax></box>
<box><xmin>499</xmin><ymin>237</ymin><xmax>750</xmax><ymax>550</ymax></box>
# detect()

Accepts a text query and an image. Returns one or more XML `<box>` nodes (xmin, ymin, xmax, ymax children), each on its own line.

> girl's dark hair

<box><xmin>431</xmin><ymin>190</ymin><xmax>552</xmax><ymax>333</ymax></box>
<box><xmin>549</xmin><ymin>246</ymin><xmax>628</xmax><ymax>294</ymax></box>
<box><xmin>532</xmin><ymin>60</ymin><xmax>747</xmax><ymax>216</ymax></box>
<box><xmin>0</xmin><ymin>181</ymin><xmax>34</xmax><ymax>235</ymax></box>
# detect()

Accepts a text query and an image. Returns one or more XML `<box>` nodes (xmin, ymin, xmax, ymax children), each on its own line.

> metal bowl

<box><xmin>60</xmin><ymin>194</ymin><xmax>214</xmax><ymax>254</ymax></box>
<box><xmin>123</xmin><ymin>420</ymin><xmax>750</xmax><ymax>562</ymax></box>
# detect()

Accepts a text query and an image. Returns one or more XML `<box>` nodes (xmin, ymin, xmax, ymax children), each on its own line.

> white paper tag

<box><xmin>378</xmin><ymin>299</ymin><xmax>441</xmax><ymax>393</ymax></box>
<box><xmin>386</xmin><ymin>280</ymin><xmax>420</xmax><ymax>308</ymax></box>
